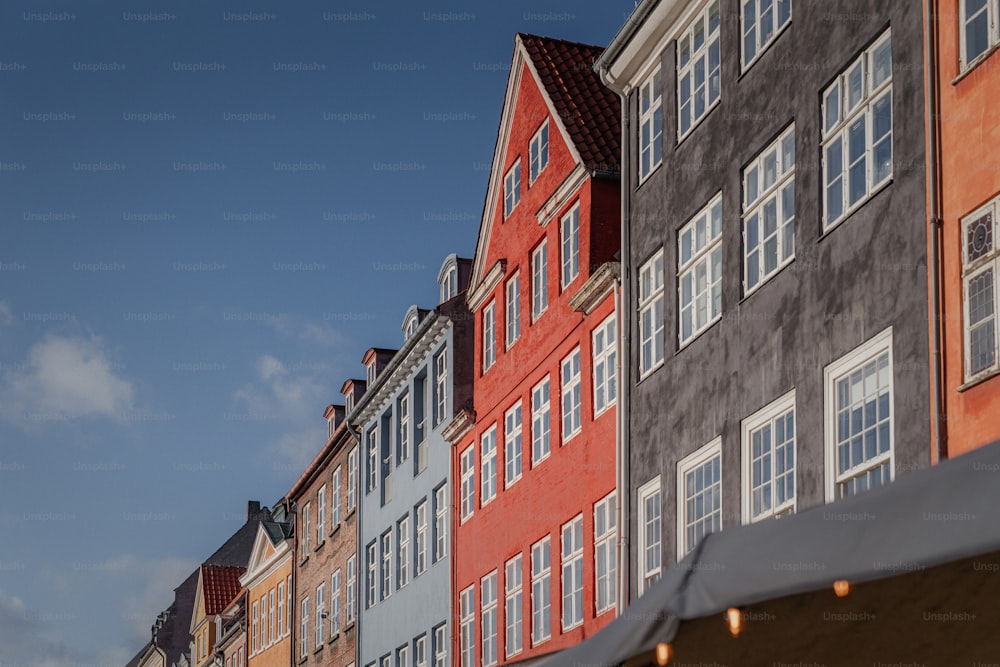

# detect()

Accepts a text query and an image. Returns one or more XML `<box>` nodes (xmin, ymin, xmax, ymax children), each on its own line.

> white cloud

<box><xmin>0</xmin><ymin>300</ymin><xmax>12</xmax><ymax>326</ymax></box>
<box><xmin>0</xmin><ymin>334</ymin><xmax>134</xmax><ymax>425</ymax></box>
<box><xmin>0</xmin><ymin>588</ymin><xmax>82</xmax><ymax>667</ymax></box>
<box><xmin>266</xmin><ymin>314</ymin><xmax>343</xmax><ymax>348</ymax></box>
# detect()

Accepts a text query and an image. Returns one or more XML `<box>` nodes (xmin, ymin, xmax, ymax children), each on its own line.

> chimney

<box><xmin>246</xmin><ymin>500</ymin><xmax>261</xmax><ymax>521</ymax></box>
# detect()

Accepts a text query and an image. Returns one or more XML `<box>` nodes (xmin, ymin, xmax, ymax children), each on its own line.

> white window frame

<box><xmin>381</xmin><ymin>655</ymin><xmax>391</xmax><ymax>667</ymax></box>
<box><xmin>367</xmin><ymin>362</ymin><xmax>377</xmax><ymax>387</ymax></box>
<box><xmin>368</xmin><ymin>428</ymin><xmax>379</xmax><ymax>494</ymax></box>
<box><xmin>743</xmin><ymin>124</ymin><xmax>796</xmax><ymax>294</ymax></box>
<box><xmin>504</xmin><ymin>160</ymin><xmax>521</xmax><ymax>218</ymax></box>
<box><xmin>252</xmin><ymin>600</ymin><xmax>259</xmax><ymax>655</ymax></box>
<box><xmin>398</xmin><ymin>646</ymin><xmax>409</xmax><ymax>667</ymax></box>
<box><xmin>416</xmin><ymin>500</ymin><xmax>428</xmax><ymax>576</ymax></box>
<box><xmin>532</xmin><ymin>240</ymin><xmax>549</xmax><ymax>321</ymax></box>
<box><xmin>504</xmin><ymin>402</ymin><xmax>523</xmax><ymax>488</ymax></box>
<box><xmin>435</xmin><ymin>349</ymin><xmax>448</xmax><ymax>426</ymax></box>
<box><xmin>962</xmin><ymin>197</ymin><xmax>1000</xmax><ymax>382</ymax></box>
<box><xmin>347</xmin><ymin>556</ymin><xmax>356</xmax><ymax>624</ymax></box>
<box><xmin>459</xmin><ymin>586</ymin><xmax>475</xmax><ymax>667</ymax></box>
<box><xmin>331</xmin><ymin>467</ymin><xmax>342</xmax><ymax>528</ymax></box>
<box><xmin>433</xmin><ymin>624</ymin><xmax>447</xmax><ymax>667</ymax></box>
<box><xmin>638</xmin><ymin>249</ymin><xmax>665</xmax><ymax>377</ymax></box>
<box><xmin>315</xmin><ymin>583</ymin><xmax>326</xmax><ymax>647</ymax></box>
<box><xmin>399</xmin><ymin>393</ymin><xmax>410</xmax><ymax>464</ymax></box>
<box><xmin>560</xmin><ymin>515</ymin><xmax>584</xmax><ymax>631</ymax></box>
<box><xmin>593</xmin><ymin>491</ymin><xmax>617</xmax><ymax>614</ymax></box>
<box><xmin>638</xmin><ymin>67</ymin><xmax>662</xmax><ymax>182</ymax></box>
<box><xmin>277</xmin><ymin>582</ymin><xmax>285</xmax><ymax>638</ymax></box>
<box><xmin>300</xmin><ymin>598</ymin><xmax>309</xmax><ymax>658</ymax></box>
<box><xmin>531</xmin><ymin>376</ymin><xmax>551</xmax><ymax>465</ymax></box>
<box><xmin>821</xmin><ymin>29</ymin><xmax>893</xmax><ymax>230</ymax></box>
<box><xmin>347</xmin><ymin>446</ymin><xmax>358</xmax><ymax>512</ymax></box>
<box><xmin>636</xmin><ymin>476</ymin><xmax>662</xmax><ymax>596</ymax></box>
<box><xmin>331</xmin><ymin>570</ymin><xmax>341</xmax><ymax>635</ymax></box>
<box><xmin>481</xmin><ymin>424</ymin><xmax>497</xmax><ymax>505</ymax></box>
<box><xmin>678</xmin><ymin>194</ymin><xmax>723</xmax><ymax>346</ymax></box>
<box><xmin>560</xmin><ymin>204</ymin><xmax>580</xmax><ymax>288</ymax></box>
<box><xmin>434</xmin><ymin>483</ymin><xmax>449</xmax><ymax>561</ymax></box>
<box><xmin>677</xmin><ymin>0</ymin><xmax>721</xmax><ymax>140</ymax></box>
<box><xmin>398</xmin><ymin>515</ymin><xmax>411</xmax><ymax>588</ymax></box>
<box><xmin>740</xmin><ymin>0</ymin><xmax>792</xmax><ymax>71</ymax></box>
<box><xmin>824</xmin><ymin>327</ymin><xmax>894</xmax><ymax>501</ymax></box>
<box><xmin>592</xmin><ymin>314</ymin><xmax>617</xmax><ymax>416</ymax></box>
<box><xmin>560</xmin><ymin>347</ymin><xmax>582</xmax><ymax>442</ymax></box>
<box><xmin>483</xmin><ymin>301</ymin><xmax>496</xmax><ymax>372</ymax></box>
<box><xmin>505</xmin><ymin>554</ymin><xmax>523</xmax><ymax>658</ymax></box>
<box><xmin>961</xmin><ymin>0</ymin><xmax>1000</xmax><ymax>70</ymax></box>
<box><xmin>481</xmin><ymin>571</ymin><xmax>498</xmax><ymax>667</ymax></box>
<box><xmin>530</xmin><ymin>536</ymin><xmax>551</xmax><ymax>646</ymax></box>
<box><xmin>460</xmin><ymin>446</ymin><xmax>475</xmax><ymax>522</ymax></box>
<box><xmin>269</xmin><ymin>590</ymin><xmax>275</xmax><ymax>645</ymax></box>
<box><xmin>317</xmin><ymin>485</ymin><xmax>327</xmax><ymax>544</ymax></box>
<box><xmin>677</xmin><ymin>438</ymin><xmax>723</xmax><ymax>560</ymax></box>
<box><xmin>530</xmin><ymin>119</ymin><xmax>549</xmax><ymax>183</ymax></box>
<box><xmin>367</xmin><ymin>543</ymin><xmax>377</xmax><ymax>608</ymax></box>
<box><xmin>381</xmin><ymin>531</ymin><xmax>392</xmax><ymax>600</ymax></box>
<box><xmin>441</xmin><ymin>265</ymin><xmax>458</xmax><ymax>303</ymax></box>
<box><xmin>301</xmin><ymin>502</ymin><xmax>311</xmax><ymax>555</ymax></box>
<box><xmin>506</xmin><ymin>272</ymin><xmax>521</xmax><ymax>348</ymax></box>
<box><xmin>741</xmin><ymin>390</ymin><xmax>796</xmax><ymax>524</ymax></box>
<box><xmin>415</xmin><ymin>635</ymin><xmax>427</xmax><ymax>667</ymax></box>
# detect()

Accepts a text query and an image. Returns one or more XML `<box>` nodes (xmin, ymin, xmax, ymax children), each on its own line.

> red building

<box><xmin>928</xmin><ymin>0</ymin><xmax>1000</xmax><ymax>459</ymax></box>
<box><xmin>450</xmin><ymin>33</ymin><xmax>621</xmax><ymax>667</ymax></box>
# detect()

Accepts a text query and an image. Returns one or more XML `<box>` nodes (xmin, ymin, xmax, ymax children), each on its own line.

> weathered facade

<box><xmin>596</xmin><ymin>0</ymin><xmax>932</xmax><ymax>598</ymax></box>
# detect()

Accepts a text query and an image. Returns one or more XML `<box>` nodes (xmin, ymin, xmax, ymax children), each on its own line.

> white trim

<box><xmin>481</xmin><ymin>570</ymin><xmax>499</xmax><ymax>667</ymax></box>
<box><xmin>677</xmin><ymin>194</ymin><xmax>723</xmax><ymax>347</ymax></box>
<box><xmin>504</xmin><ymin>553</ymin><xmax>524</xmax><ymax>658</ymax></box>
<box><xmin>559</xmin><ymin>514</ymin><xmax>584</xmax><ymax>631</ymax></box>
<box><xmin>506</xmin><ymin>271</ymin><xmax>521</xmax><ymax>349</ymax></box>
<box><xmin>962</xmin><ymin>196</ymin><xmax>1000</xmax><ymax>383</ymax></box>
<box><xmin>593</xmin><ymin>490</ymin><xmax>617</xmax><ymax>614</ymax></box>
<box><xmin>823</xmin><ymin>327</ymin><xmax>894</xmax><ymax>502</ymax></box>
<box><xmin>536</xmin><ymin>165</ymin><xmax>587</xmax><ymax>228</ymax></box>
<box><xmin>531</xmin><ymin>240</ymin><xmax>549</xmax><ymax>322</ymax></box>
<box><xmin>560</xmin><ymin>346</ymin><xmax>582</xmax><ymax>443</ymax></box>
<box><xmin>531</xmin><ymin>375</ymin><xmax>552</xmax><ymax>466</ymax></box>
<box><xmin>560</xmin><ymin>203</ymin><xmax>581</xmax><ymax>289</ymax></box>
<box><xmin>638</xmin><ymin>248</ymin><xmax>665</xmax><ymax>378</ymax></box>
<box><xmin>739</xmin><ymin>0</ymin><xmax>792</xmax><ymax>73</ymax></box>
<box><xmin>741</xmin><ymin>390</ymin><xmax>796</xmax><ymax>524</ymax></box>
<box><xmin>676</xmin><ymin>438</ymin><xmax>722</xmax><ymax>560</ymax></box>
<box><xmin>504</xmin><ymin>401</ymin><xmax>523</xmax><ymax>489</ymax></box>
<box><xmin>676</xmin><ymin>0</ymin><xmax>722</xmax><ymax>141</ymax></box>
<box><xmin>529</xmin><ymin>118</ymin><xmax>550</xmax><ymax>185</ymax></box>
<box><xmin>592</xmin><ymin>312</ymin><xmax>618</xmax><ymax>417</ymax></box>
<box><xmin>638</xmin><ymin>66</ymin><xmax>663</xmax><ymax>184</ymax></box>
<box><xmin>743</xmin><ymin>124</ymin><xmax>796</xmax><ymax>296</ymax></box>
<box><xmin>504</xmin><ymin>159</ymin><xmax>522</xmax><ymax>219</ymax></box>
<box><xmin>460</xmin><ymin>445</ymin><xmax>475</xmax><ymax>522</ymax></box>
<box><xmin>636</xmin><ymin>475</ymin><xmax>661</xmax><ymax>596</ymax></box>
<box><xmin>960</xmin><ymin>0</ymin><xmax>1000</xmax><ymax>71</ymax></box>
<box><xmin>481</xmin><ymin>424</ymin><xmax>498</xmax><ymax>505</ymax></box>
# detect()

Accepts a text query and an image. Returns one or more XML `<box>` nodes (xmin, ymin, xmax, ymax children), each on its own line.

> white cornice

<box><xmin>598</xmin><ymin>0</ymin><xmax>693</xmax><ymax>94</ymax></box>
<box><xmin>568</xmin><ymin>262</ymin><xmax>621</xmax><ymax>314</ymax></box>
<box><xmin>442</xmin><ymin>409</ymin><xmax>476</xmax><ymax>445</ymax></box>
<box><xmin>536</xmin><ymin>164</ymin><xmax>588</xmax><ymax>228</ymax></box>
<box><xmin>466</xmin><ymin>259</ymin><xmax>506</xmax><ymax>313</ymax></box>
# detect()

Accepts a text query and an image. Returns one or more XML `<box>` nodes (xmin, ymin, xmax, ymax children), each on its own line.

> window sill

<box><xmin>313</xmin><ymin>645</ymin><xmax>325</xmax><ymax>656</ymax></box>
<box><xmin>957</xmin><ymin>366</ymin><xmax>1000</xmax><ymax>392</ymax></box>
<box><xmin>953</xmin><ymin>42</ymin><xmax>1000</xmax><ymax>85</ymax></box>
<box><xmin>344</xmin><ymin>620</ymin><xmax>355</xmax><ymax>632</ymax></box>
<box><xmin>346</xmin><ymin>508</ymin><xmax>356</xmax><ymax>520</ymax></box>
<box><xmin>300</xmin><ymin>555</ymin><xmax>309</xmax><ymax>567</ymax></box>
<box><xmin>329</xmin><ymin>523</ymin><xmax>341</xmax><ymax>538</ymax></box>
<box><xmin>314</xmin><ymin>540</ymin><xmax>325</xmax><ymax>553</ymax></box>
<box><xmin>298</xmin><ymin>657</ymin><xmax>308</xmax><ymax>666</ymax></box>
<box><xmin>327</xmin><ymin>632</ymin><xmax>340</xmax><ymax>645</ymax></box>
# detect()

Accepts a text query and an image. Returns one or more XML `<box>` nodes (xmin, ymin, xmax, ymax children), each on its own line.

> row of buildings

<box><xmin>127</xmin><ymin>1</ymin><xmax>1000</xmax><ymax>667</ymax></box>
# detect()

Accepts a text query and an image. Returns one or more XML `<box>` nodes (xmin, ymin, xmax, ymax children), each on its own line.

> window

<box><xmin>482</xmin><ymin>571</ymin><xmax>498</xmax><ymax>667</ymax></box>
<box><xmin>348</xmin><ymin>446</ymin><xmax>358</xmax><ymax>512</ymax></box>
<box><xmin>530</xmin><ymin>537</ymin><xmax>551</xmax><ymax>645</ymax></box>
<box><xmin>328</xmin><ymin>415</ymin><xmax>336</xmax><ymax>441</ymax></box>
<box><xmin>531</xmin><ymin>376</ymin><xmax>551</xmax><ymax>465</ymax></box>
<box><xmin>415</xmin><ymin>635</ymin><xmax>427</xmax><ymax>667</ymax></box>
<box><xmin>560</xmin><ymin>516</ymin><xmax>583</xmax><ymax>630</ymax></box>
<box><xmin>638</xmin><ymin>68</ymin><xmax>662</xmax><ymax>181</ymax></box>
<box><xmin>346</xmin><ymin>392</ymin><xmax>354</xmax><ymax>414</ymax></box>
<box><xmin>399</xmin><ymin>394</ymin><xmax>410</xmax><ymax>464</ymax></box>
<box><xmin>741</xmin><ymin>0</ymin><xmax>791</xmax><ymax>70</ymax></box>
<box><xmin>317</xmin><ymin>485</ymin><xmax>327</xmax><ymax>543</ymax></box>
<box><xmin>963</xmin><ymin>198</ymin><xmax>1000</xmax><ymax>380</ymax></box>
<box><xmin>347</xmin><ymin>556</ymin><xmax>357</xmax><ymax>624</ymax></box>
<box><xmin>594</xmin><ymin>492</ymin><xmax>617</xmax><ymax>614</ymax></box>
<box><xmin>286</xmin><ymin>575</ymin><xmax>292</xmax><ymax>635</ymax></box>
<box><xmin>637</xmin><ymin>477</ymin><xmax>662</xmax><ymax>595</ymax></box>
<box><xmin>504</xmin><ymin>402</ymin><xmax>523</xmax><ymax>488</ymax></box>
<box><xmin>460</xmin><ymin>446</ymin><xmax>475</xmax><ymax>521</ymax></box>
<box><xmin>367</xmin><ymin>542</ymin><xmax>378</xmax><ymax>608</ymax></box>
<box><xmin>332</xmin><ymin>467</ymin><xmax>342</xmax><ymax>527</ymax></box>
<box><xmin>398</xmin><ymin>646</ymin><xmax>409</xmax><ymax>667</ymax></box>
<box><xmin>398</xmin><ymin>515</ymin><xmax>411</xmax><ymax>588</ymax></box>
<box><xmin>483</xmin><ymin>301</ymin><xmax>496</xmax><ymax>371</ymax></box>
<box><xmin>962</xmin><ymin>0</ymin><xmax>1000</xmax><ymax>68</ymax></box>
<box><xmin>678</xmin><ymin>194</ymin><xmax>723</xmax><ymax>346</ymax></box>
<box><xmin>415</xmin><ymin>500</ymin><xmax>428</xmax><ymax>576</ymax></box>
<box><xmin>504</xmin><ymin>161</ymin><xmax>521</xmax><ymax>218</ymax></box>
<box><xmin>678</xmin><ymin>0</ymin><xmax>721</xmax><ymax>138</ymax></box>
<box><xmin>381</xmin><ymin>531</ymin><xmax>392</xmax><ymax>600</ymax></box>
<box><xmin>367</xmin><ymin>362</ymin><xmax>377</xmax><ymax>387</ymax></box>
<box><xmin>506</xmin><ymin>273</ymin><xmax>521</xmax><ymax>347</ymax></box>
<box><xmin>825</xmin><ymin>328</ymin><xmax>894</xmax><ymax>500</ymax></box>
<box><xmin>277</xmin><ymin>582</ymin><xmax>285</xmax><ymax>637</ymax></box>
<box><xmin>433</xmin><ymin>624</ymin><xmax>447</xmax><ymax>667</ymax></box>
<box><xmin>742</xmin><ymin>391</ymin><xmax>796</xmax><ymax>523</ymax></box>
<box><xmin>822</xmin><ymin>30</ymin><xmax>892</xmax><ymax>229</ymax></box>
<box><xmin>459</xmin><ymin>586</ymin><xmax>475</xmax><ymax>667</ymax></box>
<box><xmin>744</xmin><ymin>125</ymin><xmax>795</xmax><ymax>293</ymax></box>
<box><xmin>252</xmin><ymin>600</ymin><xmax>259</xmax><ymax>654</ymax></box>
<box><xmin>505</xmin><ymin>555</ymin><xmax>523</xmax><ymax>657</ymax></box>
<box><xmin>532</xmin><ymin>240</ymin><xmax>549</xmax><ymax>320</ymax></box>
<box><xmin>441</xmin><ymin>265</ymin><xmax>458</xmax><ymax>302</ymax></box>
<box><xmin>301</xmin><ymin>503</ymin><xmax>311</xmax><ymax>556</ymax></box>
<box><xmin>260</xmin><ymin>595</ymin><xmax>267</xmax><ymax>648</ymax></box>
<box><xmin>331</xmin><ymin>570</ymin><xmax>341</xmax><ymax>634</ymax></box>
<box><xmin>560</xmin><ymin>204</ymin><xmax>580</xmax><ymax>288</ymax></box>
<box><xmin>638</xmin><ymin>250</ymin><xmax>665</xmax><ymax>376</ymax></box>
<box><xmin>382</xmin><ymin>655</ymin><xmax>391</xmax><ymax>667</ymax></box>
<box><xmin>561</xmin><ymin>347</ymin><xmax>582</xmax><ymax>442</ymax></box>
<box><xmin>435</xmin><ymin>350</ymin><xmax>448</xmax><ymax>426</ymax></box>
<box><xmin>530</xmin><ymin>120</ymin><xmax>549</xmax><ymax>183</ymax></box>
<box><xmin>677</xmin><ymin>439</ymin><xmax>722</xmax><ymax>559</ymax></box>
<box><xmin>300</xmin><ymin>598</ymin><xmax>309</xmax><ymax>658</ymax></box>
<box><xmin>368</xmin><ymin>428</ymin><xmax>379</xmax><ymax>493</ymax></box>
<box><xmin>269</xmin><ymin>590</ymin><xmax>275</xmax><ymax>645</ymax></box>
<box><xmin>316</xmin><ymin>583</ymin><xmax>326</xmax><ymax>646</ymax></box>
<box><xmin>434</xmin><ymin>483</ymin><xmax>448</xmax><ymax>561</ymax></box>
<box><xmin>592</xmin><ymin>314</ymin><xmax>617</xmax><ymax>416</ymax></box>
<box><xmin>481</xmin><ymin>425</ymin><xmax>497</xmax><ymax>505</ymax></box>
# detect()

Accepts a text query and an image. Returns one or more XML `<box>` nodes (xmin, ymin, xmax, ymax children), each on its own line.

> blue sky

<box><xmin>0</xmin><ymin>1</ymin><xmax>630</xmax><ymax>663</ymax></box>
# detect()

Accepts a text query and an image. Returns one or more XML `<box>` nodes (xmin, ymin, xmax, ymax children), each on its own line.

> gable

<box><xmin>189</xmin><ymin>570</ymin><xmax>206</xmax><ymax>633</ymax></box>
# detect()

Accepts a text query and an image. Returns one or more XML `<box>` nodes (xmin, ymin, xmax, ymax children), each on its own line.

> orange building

<box><xmin>241</xmin><ymin>508</ymin><xmax>294</xmax><ymax>667</ymax></box>
<box><xmin>928</xmin><ymin>0</ymin><xmax>1000</xmax><ymax>458</ymax></box>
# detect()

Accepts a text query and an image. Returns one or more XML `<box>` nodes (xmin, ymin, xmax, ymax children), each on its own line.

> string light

<box><xmin>833</xmin><ymin>580</ymin><xmax>850</xmax><ymax>598</ymax></box>
<box><xmin>655</xmin><ymin>642</ymin><xmax>672</xmax><ymax>666</ymax></box>
<box><xmin>725</xmin><ymin>607</ymin><xmax>743</xmax><ymax>637</ymax></box>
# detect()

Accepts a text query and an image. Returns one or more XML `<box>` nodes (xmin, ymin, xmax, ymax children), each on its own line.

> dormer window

<box><xmin>367</xmin><ymin>362</ymin><xmax>376</xmax><ymax>386</ymax></box>
<box><xmin>441</xmin><ymin>266</ymin><xmax>457</xmax><ymax>302</ymax></box>
<box><xmin>346</xmin><ymin>393</ymin><xmax>354</xmax><ymax>414</ymax></box>
<box><xmin>327</xmin><ymin>417</ymin><xmax>336</xmax><ymax>440</ymax></box>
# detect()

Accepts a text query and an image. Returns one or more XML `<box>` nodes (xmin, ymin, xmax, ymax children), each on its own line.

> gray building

<box><xmin>595</xmin><ymin>0</ymin><xmax>931</xmax><ymax>600</ymax></box>
<box><xmin>353</xmin><ymin>255</ymin><xmax>473</xmax><ymax>667</ymax></box>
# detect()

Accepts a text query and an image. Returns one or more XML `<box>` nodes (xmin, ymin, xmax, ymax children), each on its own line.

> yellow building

<box><xmin>241</xmin><ymin>516</ymin><xmax>294</xmax><ymax>667</ymax></box>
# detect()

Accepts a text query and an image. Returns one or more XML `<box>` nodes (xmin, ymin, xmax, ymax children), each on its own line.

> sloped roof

<box><xmin>200</xmin><ymin>564</ymin><xmax>246</xmax><ymax>615</ymax></box>
<box><xmin>518</xmin><ymin>33</ymin><xmax>621</xmax><ymax>172</ymax></box>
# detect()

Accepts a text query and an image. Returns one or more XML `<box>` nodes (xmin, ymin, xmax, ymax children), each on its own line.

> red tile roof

<box><xmin>519</xmin><ymin>33</ymin><xmax>621</xmax><ymax>172</ymax></box>
<box><xmin>200</xmin><ymin>564</ymin><xmax>246</xmax><ymax>615</ymax></box>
